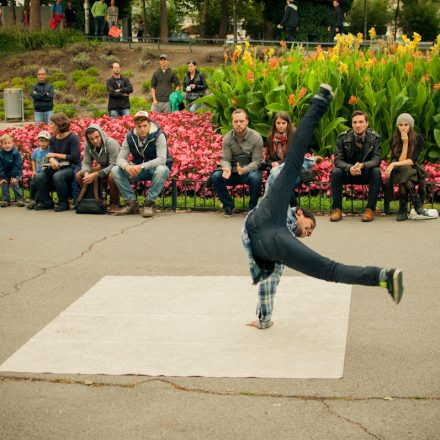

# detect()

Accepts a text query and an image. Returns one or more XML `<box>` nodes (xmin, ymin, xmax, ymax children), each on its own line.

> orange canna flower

<box><xmin>288</xmin><ymin>94</ymin><xmax>296</xmax><ymax>106</ymax></box>
<box><xmin>405</xmin><ymin>62</ymin><xmax>413</xmax><ymax>74</ymax></box>
<box><xmin>298</xmin><ymin>87</ymin><xmax>307</xmax><ymax>99</ymax></box>
<box><xmin>280</xmin><ymin>40</ymin><xmax>287</xmax><ymax>49</ymax></box>
<box><xmin>247</xmin><ymin>70</ymin><xmax>255</xmax><ymax>84</ymax></box>
<box><xmin>356</xmin><ymin>60</ymin><xmax>363</xmax><ymax>69</ymax></box>
<box><xmin>269</xmin><ymin>56</ymin><xmax>279</xmax><ymax>70</ymax></box>
<box><xmin>287</xmin><ymin>55</ymin><xmax>294</xmax><ymax>63</ymax></box>
<box><xmin>262</xmin><ymin>68</ymin><xmax>268</xmax><ymax>78</ymax></box>
<box><xmin>434</xmin><ymin>83</ymin><xmax>440</xmax><ymax>92</ymax></box>
<box><xmin>348</xmin><ymin>95</ymin><xmax>357</xmax><ymax>105</ymax></box>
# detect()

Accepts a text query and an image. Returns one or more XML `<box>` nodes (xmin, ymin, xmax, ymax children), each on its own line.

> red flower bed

<box><xmin>1</xmin><ymin>113</ymin><xmax>439</xmax><ymax>199</ymax></box>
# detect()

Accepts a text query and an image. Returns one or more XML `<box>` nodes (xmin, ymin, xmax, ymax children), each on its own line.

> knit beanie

<box><xmin>396</xmin><ymin>113</ymin><xmax>414</xmax><ymax>128</ymax></box>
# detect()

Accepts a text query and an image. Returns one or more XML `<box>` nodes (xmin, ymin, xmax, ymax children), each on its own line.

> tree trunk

<box><xmin>160</xmin><ymin>0</ymin><xmax>168</xmax><ymax>43</ymax></box>
<box><xmin>218</xmin><ymin>0</ymin><xmax>228</xmax><ymax>39</ymax></box>
<box><xmin>10</xmin><ymin>0</ymin><xmax>17</xmax><ymax>24</ymax></box>
<box><xmin>199</xmin><ymin>0</ymin><xmax>209</xmax><ymax>38</ymax></box>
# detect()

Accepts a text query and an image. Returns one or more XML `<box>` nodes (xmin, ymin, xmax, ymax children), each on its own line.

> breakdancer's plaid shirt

<box><xmin>242</xmin><ymin>208</ymin><xmax>298</xmax><ymax>329</ymax></box>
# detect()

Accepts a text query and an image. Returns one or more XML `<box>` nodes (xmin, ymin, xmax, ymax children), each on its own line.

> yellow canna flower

<box><xmin>244</xmin><ymin>40</ymin><xmax>250</xmax><ymax>48</ymax></box>
<box><xmin>413</xmin><ymin>32</ymin><xmax>421</xmax><ymax>44</ymax></box>
<box><xmin>268</xmin><ymin>48</ymin><xmax>275</xmax><ymax>57</ymax></box>
<box><xmin>368</xmin><ymin>27</ymin><xmax>377</xmax><ymax>40</ymax></box>
<box><xmin>338</xmin><ymin>62</ymin><xmax>348</xmax><ymax>75</ymax></box>
<box><xmin>330</xmin><ymin>53</ymin><xmax>339</xmax><ymax>63</ymax></box>
<box><xmin>401</xmin><ymin>34</ymin><xmax>409</xmax><ymax>44</ymax></box>
<box><xmin>356</xmin><ymin>32</ymin><xmax>363</xmax><ymax>44</ymax></box>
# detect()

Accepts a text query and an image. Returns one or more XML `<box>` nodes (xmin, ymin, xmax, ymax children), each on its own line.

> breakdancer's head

<box><xmin>231</xmin><ymin>109</ymin><xmax>249</xmax><ymax>138</ymax></box>
<box><xmin>351</xmin><ymin>110</ymin><xmax>369</xmax><ymax>138</ymax></box>
<box><xmin>295</xmin><ymin>208</ymin><xmax>316</xmax><ymax>238</ymax></box>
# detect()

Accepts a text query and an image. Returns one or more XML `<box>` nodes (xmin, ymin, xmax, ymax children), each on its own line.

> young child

<box><xmin>27</xmin><ymin>130</ymin><xmax>51</xmax><ymax>210</ymax></box>
<box><xmin>0</xmin><ymin>134</ymin><xmax>25</xmax><ymax>207</ymax></box>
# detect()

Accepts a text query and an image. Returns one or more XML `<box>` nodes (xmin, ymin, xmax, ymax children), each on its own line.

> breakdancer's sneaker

<box><xmin>380</xmin><ymin>269</ymin><xmax>404</xmax><ymax>304</ymax></box>
<box><xmin>313</xmin><ymin>84</ymin><xmax>334</xmax><ymax>104</ymax></box>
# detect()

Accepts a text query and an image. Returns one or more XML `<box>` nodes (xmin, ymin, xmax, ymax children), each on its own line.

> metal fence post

<box><xmin>171</xmin><ymin>178</ymin><xmax>177</xmax><ymax>211</ymax></box>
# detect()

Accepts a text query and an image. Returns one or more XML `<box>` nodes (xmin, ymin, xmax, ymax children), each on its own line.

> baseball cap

<box><xmin>37</xmin><ymin>130</ymin><xmax>51</xmax><ymax>140</ymax></box>
<box><xmin>159</xmin><ymin>53</ymin><xmax>168</xmax><ymax>60</ymax></box>
<box><xmin>133</xmin><ymin>111</ymin><xmax>150</xmax><ymax>122</ymax></box>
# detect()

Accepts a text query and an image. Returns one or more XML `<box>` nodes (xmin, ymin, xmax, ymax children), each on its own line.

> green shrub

<box><xmin>94</xmin><ymin>97</ymin><xmax>106</xmax><ymax>104</ymax></box>
<box><xmin>174</xmin><ymin>65</ymin><xmax>187</xmax><ymax>83</ymax></box>
<box><xmin>75</xmin><ymin>76</ymin><xmax>98</xmax><ymax>92</ymax></box>
<box><xmin>0</xmin><ymin>111</ymin><xmax>4</xmax><ymax>120</ymax></box>
<box><xmin>71</xmin><ymin>69</ymin><xmax>86</xmax><ymax>82</ymax></box>
<box><xmin>0</xmin><ymin>82</ymin><xmax>10</xmax><ymax>92</ymax></box>
<box><xmin>54</xmin><ymin>103</ymin><xmax>77</xmax><ymax>118</ymax></box>
<box><xmin>10</xmin><ymin>77</ymin><xmax>25</xmax><ymax>88</ymax></box>
<box><xmin>87</xmin><ymin>83</ymin><xmax>107</xmax><ymax>98</ymax></box>
<box><xmin>18</xmin><ymin>64</ymin><xmax>40</xmax><ymax>77</ymax></box>
<box><xmin>25</xmin><ymin>76</ymin><xmax>36</xmax><ymax>90</ymax></box>
<box><xmin>66</xmin><ymin>41</ymin><xmax>93</xmax><ymax>55</ymax></box>
<box><xmin>53</xmin><ymin>80</ymin><xmax>68</xmax><ymax>91</ymax></box>
<box><xmin>349</xmin><ymin>0</ymin><xmax>393</xmax><ymax>36</ymax></box>
<box><xmin>122</xmin><ymin>70</ymin><xmax>134</xmax><ymax>78</ymax></box>
<box><xmin>23</xmin><ymin>99</ymin><xmax>33</xmax><ymax>110</ymax></box>
<box><xmin>73</xmin><ymin>52</ymin><xmax>92</xmax><ymax>69</ymax></box>
<box><xmin>0</xmin><ymin>99</ymin><xmax>4</xmax><ymax>110</ymax></box>
<box><xmin>86</xmin><ymin>66</ymin><xmax>99</xmax><ymax>77</ymax></box>
<box><xmin>48</xmin><ymin>71</ymin><xmax>66</xmax><ymax>82</ymax></box>
<box><xmin>99</xmin><ymin>54</ymin><xmax>120</xmax><ymax>65</ymax></box>
<box><xmin>79</xmin><ymin>98</ymin><xmax>89</xmax><ymax>107</ymax></box>
<box><xmin>90</xmin><ymin>108</ymin><xmax>107</xmax><ymax>118</ymax></box>
<box><xmin>129</xmin><ymin>96</ymin><xmax>148</xmax><ymax>109</ymax></box>
<box><xmin>138</xmin><ymin>59</ymin><xmax>152</xmax><ymax>69</ymax></box>
<box><xmin>142</xmin><ymin>80</ymin><xmax>151</xmax><ymax>93</ymax></box>
<box><xmin>399</xmin><ymin>1</ymin><xmax>440</xmax><ymax>41</ymax></box>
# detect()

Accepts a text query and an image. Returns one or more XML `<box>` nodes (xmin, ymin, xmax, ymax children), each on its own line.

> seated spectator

<box><xmin>106</xmin><ymin>62</ymin><xmax>133</xmax><ymax>118</ymax></box>
<box><xmin>34</xmin><ymin>113</ymin><xmax>81</xmax><ymax>212</ymax></box>
<box><xmin>31</xmin><ymin>68</ymin><xmax>54</xmax><ymax>125</ymax></box>
<box><xmin>183</xmin><ymin>61</ymin><xmax>207</xmax><ymax>113</ymax></box>
<box><xmin>111</xmin><ymin>111</ymin><xmax>172</xmax><ymax>217</ymax></box>
<box><xmin>151</xmin><ymin>54</ymin><xmax>181</xmax><ymax>114</ymax></box>
<box><xmin>330</xmin><ymin>111</ymin><xmax>382</xmax><ymax>222</ymax></box>
<box><xmin>27</xmin><ymin>130</ymin><xmax>51</xmax><ymax>210</ymax></box>
<box><xmin>385</xmin><ymin>113</ymin><xmax>429</xmax><ymax>221</ymax></box>
<box><xmin>0</xmin><ymin>134</ymin><xmax>24</xmax><ymax>207</ymax></box>
<box><xmin>75</xmin><ymin>124</ymin><xmax>121</xmax><ymax>214</ymax></box>
<box><xmin>211</xmin><ymin>109</ymin><xmax>263</xmax><ymax>217</ymax></box>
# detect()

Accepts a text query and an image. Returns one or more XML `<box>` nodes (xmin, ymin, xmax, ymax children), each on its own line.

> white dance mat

<box><xmin>0</xmin><ymin>276</ymin><xmax>352</xmax><ymax>378</ymax></box>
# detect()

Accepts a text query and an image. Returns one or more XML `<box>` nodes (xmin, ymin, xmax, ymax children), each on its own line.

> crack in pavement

<box><xmin>1</xmin><ymin>375</ymin><xmax>439</xmax><ymax>402</ymax></box>
<box><xmin>321</xmin><ymin>400</ymin><xmax>383</xmax><ymax>440</ymax></box>
<box><xmin>1</xmin><ymin>218</ymin><xmax>152</xmax><ymax>300</ymax></box>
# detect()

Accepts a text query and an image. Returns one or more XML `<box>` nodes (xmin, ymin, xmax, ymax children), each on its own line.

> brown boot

<box><xmin>362</xmin><ymin>208</ymin><xmax>374</xmax><ymax>222</ymax></box>
<box><xmin>114</xmin><ymin>200</ymin><xmax>139</xmax><ymax>216</ymax></box>
<box><xmin>330</xmin><ymin>208</ymin><xmax>342</xmax><ymax>222</ymax></box>
<box><xmin>143</xmin><ymin>199</ymin><xmax>155</xmax><ymax>218</ymax></box>
<box><xmin>107</xmin><ymin>204</ymin><xmax>120</xmax><ymax>214</ymax></box>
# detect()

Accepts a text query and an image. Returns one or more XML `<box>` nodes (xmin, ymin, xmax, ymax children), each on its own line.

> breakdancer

<box><xmin>243</xmin><ymin>84</ymin><xmax>403</xmax><ymax>329</ymax></box>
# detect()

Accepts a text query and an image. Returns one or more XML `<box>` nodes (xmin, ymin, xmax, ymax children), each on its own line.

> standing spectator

<box><xmin>111</xmin><ymin>111</ymin><xmax>172</xmax><ymax>217</ymax></box>
<box><xmin>151</xmin><ymin>54</ymin><xmax>181</xmax><ymax>114</ymax></box>
<box><xmin>211</xmin><ymin>109</ymin><xmax>263</xmax><ymax>217</ymax></box>
<box><xmin>31</xmin><ymin>68</ymin><xmax>54</xmax><ymax>125</ymax></box>
<box><xmin>50</xmin><ymin>0</ymin><xmax>65</xmax><ymax>30</ymax></box>
<box><xmin>329</xmin><ymin>111</ymin><xmax>382</xmax><ymax>222</ymax></box>
<box><xmin>91</xmin><ymin>0</ymin><xmax>108</xmax><ymax>38</ymax></box>
<box><xmin>106</xmin><ymin>62</ymin><xmax>133</xmax><ymax>117</ymax></box>
<box><xmin>328</xmin><ymin>0</ymin><xmax>343</xmax><ymax>42</ymax></box>
<box><xmin>106</xmin><ymin>0</ymin><xmax>118</xmax><ymax>28</ymax></box>
<box><xmin>76</xmin><ymin>124</ymin><xmax>121</xmax><ymax>213</ymax></box>
<box><xmin>137</xmin><ymin>19</ymin><xmax>144</xmax><ymax>42</ymax></box>
<box><xmin>385</xmin><ymin>113</ymin><xmax>430</xmax><ymax>220</ymax></box>
<box><xmin>183</xmin><ymin>61</ymin><xmax>207</xmax><ymax>113</ymax></box>
<box><xmin>34</xmin><ymin>113</ymin><xmax>81</xmax><ymax>212</ymax></box>
<box><xmin>277</xmin><ymin>0</ymin><xmax>298</xmax><ymax>43</ymax></box>
<box><xmin>0</xmin><ymin>134</ymin><xmax>24</xmax><ymax>207</ymax></box>
<box><xmin>27</xmin><ymin>130</ymin><xmax>51</xmax><ymax>210</ymax></box>
<box><xmin>65</xmin><ymin>1</ymin><xmax>78</xmax><ymax>29</ymax></box>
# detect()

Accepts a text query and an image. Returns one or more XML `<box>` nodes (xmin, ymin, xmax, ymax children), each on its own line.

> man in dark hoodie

<box><xmin>111</xmin><ymin>111</ymin><xmax>172</xmax><ymax>217</ymax></box>
<box><xmin>32</xmin><ymin>68</ymin><xmax>54</xmax><ymax>125</ymax></box>
<box><xmin>277</xmin><ymin>0</ymin><xmax>299</xmax><ymax>43</ymax></box>
<box><xmin>106</xmin><ymin>63</ymin><xmax>133</xmax><ymax>118</ymax></box>
<box><xmin>76</xmin><ymin>125</ymin><xmax>121</xmax><ymax>213</ymax></box>
<box><xmin>328</xmin><ymin>0</ymin><xmax>344</xmax><ymax>42</ymax></box>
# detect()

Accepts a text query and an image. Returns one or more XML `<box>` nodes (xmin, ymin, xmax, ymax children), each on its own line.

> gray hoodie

<box><xmin>82</xmin><ymin>124</ymin><xmax>121</xmax><ymax>177</ymax></box>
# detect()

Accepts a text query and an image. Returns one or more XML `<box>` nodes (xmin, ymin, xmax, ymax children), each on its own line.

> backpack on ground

<box><xmin>75</xmin><ymin>179</ymin><xmax>106</xmax><ymax>214</ymax></box>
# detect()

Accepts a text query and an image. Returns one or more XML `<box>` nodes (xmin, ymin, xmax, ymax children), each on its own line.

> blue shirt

<box><xmin>31</xmin><ymin>147</ymin><xmax>49</xmax><ymax>173</ymax></box>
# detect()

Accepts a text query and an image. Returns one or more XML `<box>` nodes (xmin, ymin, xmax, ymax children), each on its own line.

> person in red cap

<box><xmin>111</xmin><ymin>111</ymin><xmax>173</xmax><ymax>217</ymax></box>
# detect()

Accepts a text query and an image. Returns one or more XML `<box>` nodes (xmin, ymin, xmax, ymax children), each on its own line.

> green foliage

<box><xmin>399</xmin><ymin>0</ymin><xmax>440</xmax><ymax>41</ymax></box>
<box><xmin>53</xmin><ymin>80</ymin><xmax>68</xmax><ymax>91</ymax></box>
<box><xmin>129</xmin><ymin>96</ymin><xmax>148</xmax><ymax>109</ymax></box>
<box><xmin>71</xmin><ymin>69</ymin><xmax>86</xmax><ymax>82</ymax></box>
<box><xmin>142</xmin><ymin>80</ymin><xmax>152</xmax><ymax>93</ymax></box>
<box><xmin>0</xmin><ymin>82</ymin><xmax>9</xmax><ymax>92</ymax></box>
<box><xmin>122</xmin><ymin>70</ymin><xmax>134</xmax><ymax>78</ymax></box>
<box><xmin>85</xmin><ymin>66</ymin><xmax>99</xmax><ymax>77</ymax></box>
<box><xmin>73</xmin><ymin>52</ymin><xmax>92</xmax><ymax>69</ymax></box>
<box><xmin>87</xmin><ymin>83</ymin><xmax>107</xmax><ymax>98</ymax></box>
<box><xmin>174</xmin><ymin>65</ymin><xmax>188</xmax><ymax>83</ymax></box>
<box><xmin>348</xmin><ymin>0</ymin><xmax>394</xmax><ymax>36</ymax></box>
<box><xmin>99</xmin><ymin>54</ymin><xmax>121</xmax><ymax>66</ymax></box>
<box><xmin>10</xmin><ymin>77</ymin><xmax>25</xmax><ymax>88</ymax></box>
<box><xmin>135</xmin><ymin>0</ymin><xmax>180</xmax><ymax>37</ymax></box>
<box><xmin>79</xmin><ymin>98</ymin><xmax>89</xmax><ymax>107</ymax></box>
<box><xmin>75</xmin><ymin>76</ymin><xmax>99</xmax><ymax>92</ymax></box>
<box><xmin>48</xmin><ymin>71</ymin><xmax>66</xmax><ymax>82</ymax></box>
<box><xmin>90</xmin><ymin>108</ymin><xmax>107</xmax><ymax>118</ymax></box>
<box><xmin>54</xmin><ymin>103</ymin><xmax>78</xmax><ymax>118</ymax></box>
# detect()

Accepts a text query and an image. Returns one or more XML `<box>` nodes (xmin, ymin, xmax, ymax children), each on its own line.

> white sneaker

<box><xmin>409</xmin><ymin>208</ymin><xmax>438</xmax><ymax>220</ymax></box>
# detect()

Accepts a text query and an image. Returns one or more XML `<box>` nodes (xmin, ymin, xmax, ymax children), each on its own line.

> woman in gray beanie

<box><xmin>385</xmin><ymin>113</ymin><xmax>428</xmax><ymax>220</ymax></box>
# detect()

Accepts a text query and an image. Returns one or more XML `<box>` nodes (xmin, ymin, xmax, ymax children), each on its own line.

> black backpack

<box><xmin>75</xmin><ymin>179</ymin><xmax>106</xmax><ymax>215</ymax></box>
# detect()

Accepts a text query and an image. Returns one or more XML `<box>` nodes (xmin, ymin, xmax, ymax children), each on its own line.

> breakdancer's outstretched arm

<box><xmin>243</xmin><ymin>84</ymin><xmax>403</xmax><ymax>329</ymax></box>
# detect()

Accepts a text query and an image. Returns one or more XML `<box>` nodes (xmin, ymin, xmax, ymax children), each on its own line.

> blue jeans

<box><xmin>246</xmin><ymin>96</ymin><xmax>381</xmax><ymax>286</ymax></box>
<box><xmin>1</xmin><ymin>178</ymin><xmax>23</xmax><ymax>202</ymax></box>
<box><xmin>95</xmin><ymin>16</ymin><xmax>105</xmax><ymax>37</ymax></box>
<box><xmin>211</xmin><ymin>169</ymin><xmax>262</xmax><ymax>211</ymax></box>
<box><xmin>109</xmin><ymin>108</ymin><xmax>130</xmax><ymax>118</ymax></box>
<box><xmin>111</xmin><ymin>165</ymin><xmax>170</xmax><ymax>202</ymax></box>
<box><xmin>34</xmin><ymin>167</ymin><xmax>74</xmax><ymax>208</ymax></box>
<box><xmin>34</xmin><ymin>110</ymin><xmax>53</xmax><ymax>124</ymax></box>
<box><xmin>187</xmin><ymin>101</ymin><xmax>202</xmax><ymax>113</ymax></box>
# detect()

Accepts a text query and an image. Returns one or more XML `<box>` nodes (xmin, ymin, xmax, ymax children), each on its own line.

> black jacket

<box><xmin>334</xmin><ymin>128</ymin><xmax>382</xmax><ymax>173</ymax></box>
<box><xmin>280</xmin><ymin>3</ymin><xmax>298</xmax><ymax>28</ymax></box>
<box><xmin>106</xmin><ymin>76</ymin><xmax>133</xmax><ymax>111</ymax></box>
<box><xmin>332</xmin><ymin>7</ymin><xmax>343</xmax><ymax>30</ymax></box>
<box><xmin>183</xmin><ymin>70</ymin><xmax>207</xmax><ymax>102</ymax></box>
<box><xmin>31</xmin><ymin>82</ymin><xmax>54</xmax><ymax>112</ymax></box>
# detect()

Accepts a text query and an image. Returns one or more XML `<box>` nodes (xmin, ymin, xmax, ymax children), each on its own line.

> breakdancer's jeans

<box><xmin>246</xmin><ymin>96</ymin><xmax>380</xmax><ymax>286</ymax></box>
